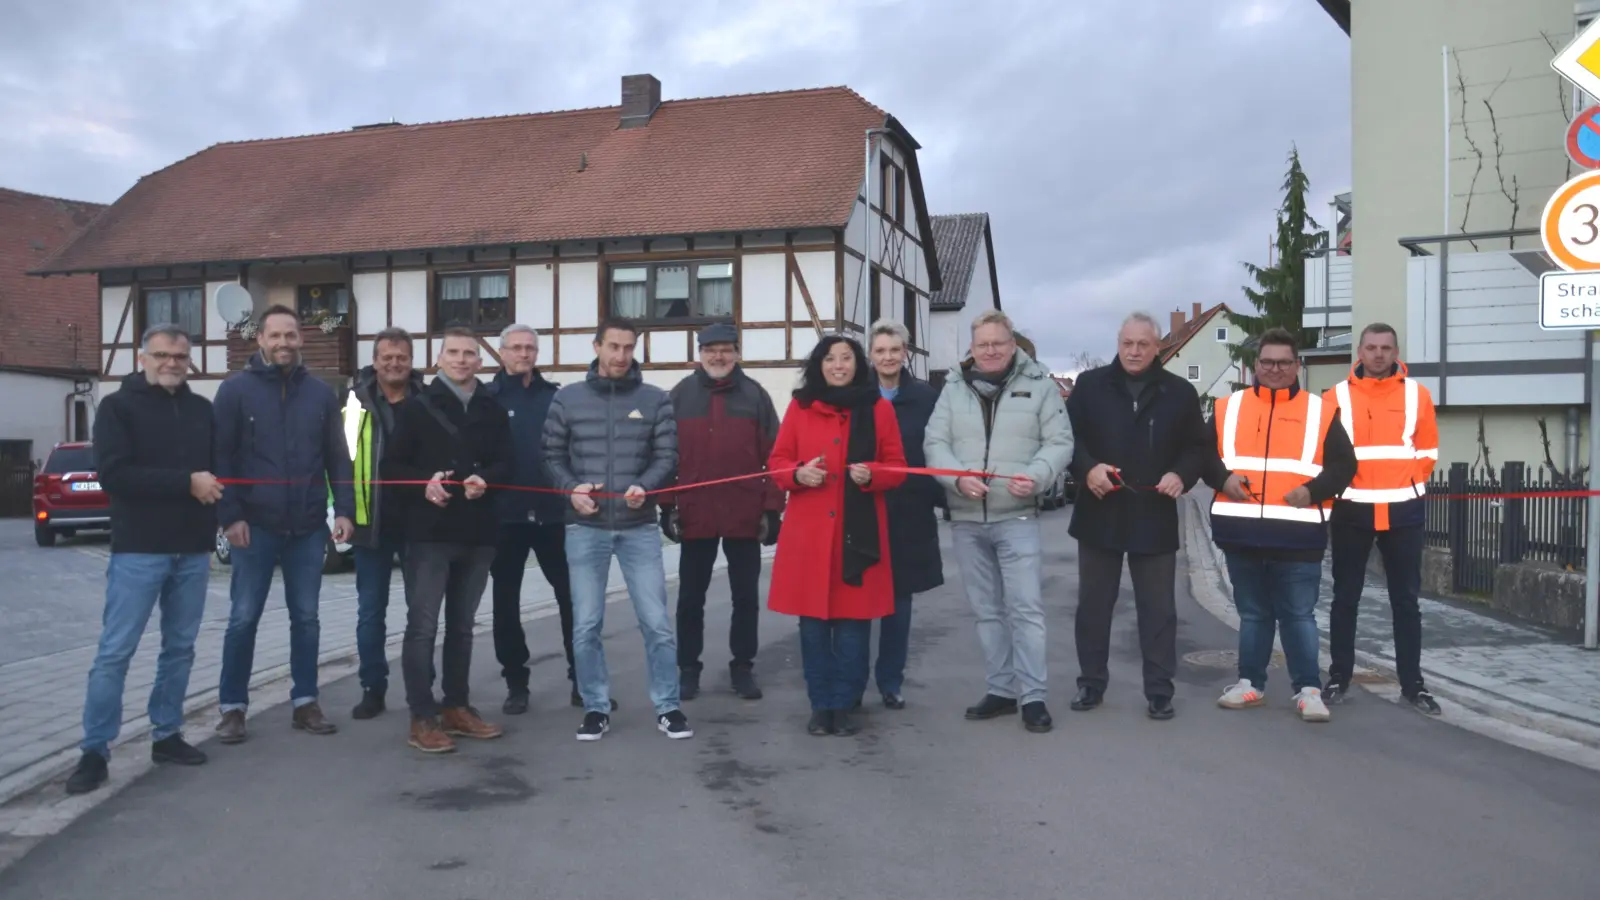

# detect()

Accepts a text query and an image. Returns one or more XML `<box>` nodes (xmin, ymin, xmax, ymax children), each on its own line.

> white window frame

<box><xmin>1187</xmin><ymin>364</ymin><xmax>1201</xmax><ymax>382</ymax></box>
<box><xmin>1214</xmin><ymin>326</ymin><xmax>1227</xmax><ymax>342</ymax></box>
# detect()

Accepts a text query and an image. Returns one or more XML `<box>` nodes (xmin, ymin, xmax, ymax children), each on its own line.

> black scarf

<box><xmin>811</xmin><ymin>384</ymin><xmax>881</xmax><ymax>586</ymax></box>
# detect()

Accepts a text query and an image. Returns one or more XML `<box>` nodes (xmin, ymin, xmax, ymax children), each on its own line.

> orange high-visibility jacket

<box><xmin>1210</xmin><ymin>385</ymin><xmax>1340</xmax><ymax>551</ymax></box>
<box><xmin>1323</xmin><ymin>362</ymin><xmax>1438</xmax><ymax>532</ymax></box>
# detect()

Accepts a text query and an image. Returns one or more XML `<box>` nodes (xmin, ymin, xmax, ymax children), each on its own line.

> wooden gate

<box><xmin>0</xmin><ymin>440</ymin><xmax>34</xmax><ymax>518</ymax></box>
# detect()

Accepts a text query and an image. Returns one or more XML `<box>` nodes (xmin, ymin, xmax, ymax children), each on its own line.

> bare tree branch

<box><xmin>1543</xmin><ymin>31</ymin><xmax>1576</xmax><ymax>180</ymax></box>
<box><xmin>1482</xmin><ymin>69</ymin><xmax>1521</xmax><ymax>246</ymax></box>
<box><xmin>1451</xmin><ymin>49</ymin><xmax>1484</xmax><ymax>250</ymax></box>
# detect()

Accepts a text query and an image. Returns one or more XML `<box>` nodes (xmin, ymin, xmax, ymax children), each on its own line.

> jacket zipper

<box><xmin>977</xmin><ymin>382</ymin><xmax>1003</xmax><ymax>523</ymax></box>
<box><xmin>606</xmin><ymin>378</ymin><xmax>616</xmax><ymax>529</ymax></box>
<box><xmin>1258</xmin><ymin>390</ymin><xmax>1276</xmax><ymax>516</ymax></box>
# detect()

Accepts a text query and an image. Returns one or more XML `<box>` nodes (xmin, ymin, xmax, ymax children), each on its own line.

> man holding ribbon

<box><xmin>1065</xmin><ymin>311</ymin><xmax>1210</xmax><ymax>721</ymax></box>
<box><xmin>543</xmin><ymin>317</ymin><xmax>690</xmax><ymax>742</ymax></box>
<box><xmin>924</xmin><ymin>309</ymin><xmax>1073</xmax><ymax>734</ymax></box>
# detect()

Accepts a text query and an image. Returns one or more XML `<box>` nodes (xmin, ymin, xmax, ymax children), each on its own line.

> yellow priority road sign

<box><xmin>1553</xmin><ymin>17</ymin><xmax>1600</xmax><ymax>105</ymax></box>
<box><xmin>1541</xmin><ymin>170</ymin><xmax>1600</xmax><ymax>271</ymax></box>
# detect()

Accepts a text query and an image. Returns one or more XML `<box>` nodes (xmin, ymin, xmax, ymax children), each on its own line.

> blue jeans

<box><xmin>863</xmin><ymin>593</ymin><xmax>913</xmax><ymax>696</ymax></box>
<box><xmin>80</xmin><ymin>553</ymin><xmax>211</xmax><ymax>759</ymax></box>
<box><xmin>219</xmin><ymin>528</ymin><xmax>327</xmax><ymax>711</ymax></box>
<box><xmin>1223</xmin><ymin>552</ymin><xmax>1323</xmax><ymax>694</ymax></box>
<box><xmin>799</xmin><ymin>617</ymin><xmax>871</xmax><ymax>711</ymax></box>
<box><xmin>354</xmin><ymin>537</ymin><xmax>407</xmax><ymax>694</ymax></box>
<box><xmin>567</xmin><ymin>524</ymin><xmax>680</xmax><ymax>716</ymax></box>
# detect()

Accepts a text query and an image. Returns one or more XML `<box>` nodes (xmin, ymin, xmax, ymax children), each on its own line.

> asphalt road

<box><xmin>1</xmin><ymin>518</ymin><xmax>1597</xmax><ymax>899</ymax></box>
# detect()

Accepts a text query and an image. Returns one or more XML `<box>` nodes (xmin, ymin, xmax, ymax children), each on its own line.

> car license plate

<box><xmin>70</xmin><ymin>482</ymin><xmax>101</xmax><ymax>492</ymax></box>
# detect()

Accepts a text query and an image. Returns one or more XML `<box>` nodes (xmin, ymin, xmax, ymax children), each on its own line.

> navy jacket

<box><xmin>884</xmin><ymin>376</ymin><xmax>945</xmax><ymax>597</ymax></box>
<box><xmin>93</xmin><ymin>372</ymin><xmax>217</xmax><ymax>555</ymax></box>
<box><xmin>486</xmin><ymin>369</ymin><xmax>566</xmax><ymax>525</ymax></box>
<box><xmin>214</xmin><ymin>352</ymin><xmax>355</xmax><ymax>535</ymax></box>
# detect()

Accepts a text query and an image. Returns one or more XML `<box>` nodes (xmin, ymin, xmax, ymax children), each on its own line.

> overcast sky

<box><xmin>1</xmin><ymin>0</ymin><xmax>1350</xmax><ymax>374</ymax></box>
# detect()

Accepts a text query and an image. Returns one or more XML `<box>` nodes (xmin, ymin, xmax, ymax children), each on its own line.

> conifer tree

<box><xmin>1227</xmin><ymin>146</ymin><xmax>1329</xmax><ymax>375</ymax></box>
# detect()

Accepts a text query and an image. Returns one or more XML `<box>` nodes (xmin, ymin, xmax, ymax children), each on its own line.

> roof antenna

<box><xmin>578</xmin><ymin>151</ymin><xmax>588</xmax><ymax>172</ymax></box>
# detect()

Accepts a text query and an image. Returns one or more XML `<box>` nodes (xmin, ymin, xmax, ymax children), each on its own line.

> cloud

<box><xmin>0</xmin><ymin>0</ymin><xmax>1349</xmax><ymax>374</ymax></box>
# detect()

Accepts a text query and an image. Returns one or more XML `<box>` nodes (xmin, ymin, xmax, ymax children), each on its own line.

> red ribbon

<box><xmin>217</xmin><ymin>465</ymin><xmax>1022</xmax><ymax>500</ymax></box>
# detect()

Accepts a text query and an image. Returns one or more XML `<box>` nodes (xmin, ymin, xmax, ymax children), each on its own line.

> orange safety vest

<box><xmin>1323</xmin><ymin>362</ymin><xmax>1438</xmax><ymax>532</ymax></box>
<box><xmin>1211</xmin><ymin>385</ymin><xmax>1338</xmax><ymax>550</ymax></box>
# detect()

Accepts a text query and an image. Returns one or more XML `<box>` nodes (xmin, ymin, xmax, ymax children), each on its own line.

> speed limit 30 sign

<box><xmin>1541</xmin><ymin>170</ymin><xmax>1600</xmax><ymax>270</ymax></box>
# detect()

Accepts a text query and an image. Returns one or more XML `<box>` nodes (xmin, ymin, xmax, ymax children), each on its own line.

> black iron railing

<box><xmin>1423</xmin><ymin>461</ymin><xmax>1587</xmax><ymax>595</ymax></box>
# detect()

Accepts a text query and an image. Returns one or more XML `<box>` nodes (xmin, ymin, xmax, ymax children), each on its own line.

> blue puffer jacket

<box><xmin>214</xmin><ymin>352</ymin><xmax>355</xmax><ymax>536</ymax></box>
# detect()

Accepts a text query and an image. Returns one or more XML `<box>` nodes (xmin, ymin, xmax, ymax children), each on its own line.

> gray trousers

<box><xmin>403</xmin><ymin>542</ymin><xmax>495</xmax><ymax>718</ymax></box>
<box><xmin>950</xmin><ymin>518</ymin><xmax>1046</xmax><ymax>704</ymax></box>
<box><xmin>1074</xmin><ymin>544</ymin><xmax>1177</xmax><ymax>700</ymax></box>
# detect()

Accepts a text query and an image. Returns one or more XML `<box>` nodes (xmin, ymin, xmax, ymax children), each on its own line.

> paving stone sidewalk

<box><xmin>1181</xmin><ymin>489</ymin><xmax>1600</xmax><ymax>734</ymax></box>
<box><xmin>0</xmin><ymin>540</ymin><xmax>765</xmax><ymax>805</ymax></box>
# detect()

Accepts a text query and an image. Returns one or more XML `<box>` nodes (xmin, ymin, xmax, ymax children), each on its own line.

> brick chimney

<box><xmin>1192</xmin><ymin>301</ymin><xmax>1203</xmax><ymax>320</ymax></box>
<box><xmin>620</xmin><ymin>74</ymin><xmax>661</xmax><ymax>128</ymax></box>
<box><xmin>1169</xmin><ymin>308</ymin><xmax>1186</xmax><ymax>336</ymax></box>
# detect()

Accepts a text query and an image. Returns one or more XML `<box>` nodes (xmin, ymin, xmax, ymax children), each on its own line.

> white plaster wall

<box><xmin>559</xmin><ymin>261</ymin><xmax>599</xmax><ymax>330</ymax></box>
<box><xmin>516</xmin><ymin>263</ymin><xmax>556</xmax><ymax>330</ymax></box>
<box><xmin>742</xmin><ymin>328</ymin><xmax>786</xmax><ymax>362</ymax></box>
<box><xmin>742</xmin><ymin>254</ymin><xmax>786</xmax><ymax>321</ymax></box>
<box><xmin>0</xmin><ymin>373</ymin><xmax>76</xmax><ymax>464</ymax></box>
<box><xmin>792</xmin><ymin>251</ymin><xmax>835</xmax><ymax>323</ymax></box>
<box><xmin>100</xmin><ymin>285</ymin><xmax>131</xmax><ymax>345</ymax></box>
<box><xmin>390</xmin><ymin>271</ymin><xmax>428</xmax><ymax>335</ymax></box>
<box><xmin>352</xmin><ymin>272</ymin><xmax>388</xmax><ymax>336</ymax></box>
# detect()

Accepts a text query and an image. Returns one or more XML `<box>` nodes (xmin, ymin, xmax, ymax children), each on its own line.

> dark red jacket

<box><xmin>662</xmin><ymin>367</ymin><xmax>784</xmax><ymax>540</ymax></box>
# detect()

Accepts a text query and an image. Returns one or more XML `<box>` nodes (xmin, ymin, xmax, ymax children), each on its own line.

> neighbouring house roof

<box><xmin>1050</xmin><ymin>375</ymin><xmax>1072</xmax><ymax>396</ymax></box>
<box><xmin>1312</xmin><ymin>0</ymin><xmax>1350</xmax><ymax>35</ymax></box>
<box><xmin>35</xmin><ymin>85</ymin><xmax>939</xmax><ymax>290</ymax></box>
<box><xmin>0</xmin><ymin>188</ymin><xmax>105</xmax><ymax>370</ymax></box>
<box><xmin>1159</xmin><ymin>302</ymin><xmax>1229</xmax><ymax>364</ymax></box>
<box><xmin>928</xmin><ymin>212</ymin><xmax>997</xmax><ymax>311</ymax></box>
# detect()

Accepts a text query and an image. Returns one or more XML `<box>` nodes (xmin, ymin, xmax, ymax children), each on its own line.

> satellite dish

<box><xmin>215</xmin><ymin>283</ymin><xmax>253</xmax><ymax>326</ymax></box>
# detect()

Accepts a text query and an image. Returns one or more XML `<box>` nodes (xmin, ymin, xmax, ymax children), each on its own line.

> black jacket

<box><xmin>92</xmin><ymin>373</ymin><xmax>218</xmax><ymax>554</ymax></box>
<box><xmin>1066</xmin><ymin>359</ymin><xmax>1212</xmax><ymax>555</ymax></box>
<box><xmin>213</xmin><ymin>352</ymin><xmax>355</xmax><ymax>535</ymax></box>
<box><xmin>884</xmin><ymin>376</ymin><xmax>945</xmax><ymax>596</ymax></box>
<box><xmin>346</xmin><ymin>366</ymin><xmax>425</xmax><ymax>548</ymax></box>
<box><xmin>486</xmin><ymin>369</ymin><xmax>567</xmax><ymax>526</ymax></box>
<box><xmin>381</xmin><ymin>377</ymin><xmax>513</xmax><ymax>546</ymax></box>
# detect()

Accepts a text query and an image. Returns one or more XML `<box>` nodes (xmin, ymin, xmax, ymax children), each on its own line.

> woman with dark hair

<box><xmin>768</xmin><ymin>335</ymin><xmax>908</xmax><ymax>735</ymax></box>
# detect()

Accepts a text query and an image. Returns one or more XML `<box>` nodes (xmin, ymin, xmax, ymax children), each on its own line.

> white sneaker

<box><xmin>1295</xmin><ymin>687</ymin><xmax>1331</xmax><ymax>723</ymax></box>
<box><xmin>1217</xmin><ymin>679</ymin><xmax>1266</xmax><ymax>709</ymax></box>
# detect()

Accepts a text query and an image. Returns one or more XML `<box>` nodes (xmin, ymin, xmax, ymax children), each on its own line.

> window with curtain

<box><xmin>296</xmin><ymin>284</ymin><xmax>351</xmax><ymax>320</ymax></box>
<box><xmin>609</xmin><ymin>260</ymin><xmax>735</xmax><ymax>323</ymax></box>
<box><xmin>142</xmin><ymin>286</ymin><xmax>203</xmax><ymax>341</ymax></box>
<box><xmin>435</xmin><ymin>271</ymin><xmax>511</xmax><ymax>332</ymax></box>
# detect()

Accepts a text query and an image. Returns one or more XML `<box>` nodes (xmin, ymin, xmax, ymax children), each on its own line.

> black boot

<box><xmin>503</xmin><ymin>690</ymin><xmax>530</xmax><ymax>715</ymax></box>
<box><xmin>1021</xmin><ymin>701</ymin><xmax>1054</xmax><ymax>733</ymax></box>
<box><xmin>832</xmin><ymin>708</ymin><xmax>860</xmax><ymax>736</ymax></box>
<box><xmin>64</xmin><ymin>752</ymin><xmax>108</xmax><ymax>795</ymax></box>
<box><xmin>351</xmin><ymin>688</ymin><xmax>386</xmax><ymax>720</ymax></box>
<box><xmin>730</xmin><ymin>666</ymin><xmax>762</xmax><ymax>700</ymax></box>
<box><xmin>807</xmin><ymin>710</ymin><xmax>835</xmax><ymax>736</ymax></box>
<box><xmin>964</xmin><ymin>693</ymin><xmax>1019</xmax><ymax>720</ymax></box>
<box><xmin>680</xmin><ymin>668</ymin><xmax>701</xmax><ymax>701</ymax></box>
<box><xmin>151</xmin><ymin>734</ymin><xmax>207</xmax><ymax>765</ymax></box>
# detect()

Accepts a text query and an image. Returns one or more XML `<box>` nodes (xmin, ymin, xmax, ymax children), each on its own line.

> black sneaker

<box><xmin>807</xmin><ymin>710</ymin><xmax>835</xmax><ymax>735</ymax></box>
<box><xmin>576</xmin><ymin>711</ymin><xmax>610</xmax><ymax>741</ymax></box>
<box><xmin>151</xmin><ymin>735</ymin><xmax>207</xmax><ymax>766</ymax></box>
<box><xmin>964</xmin><ymin>693</ymin><xmax>1019</xmax><ymax>720</ymax></box>
<box><xmin>1322</xmin><ymin>680</ymin><xmax>1350</xmax><ymax>705</ymax></box>
<box><xmin>1406</xmin><ymin>690</ymin><xmax>1442</xmax><ymax>716</ymax></box>
<box><xmin>502</xmin><ymin>691</ymin><xmax>530</xmax><ymax>716</ymax></box>
<box><xmin>680</xmin><ymin>668</ymin><xmax>701</xmax><ymax>701</ymax></box>
<box><xmin>1021</xmin><ymin>701</ymin><xmax>1054</xmax><ymax>733</ymax></box>
<box><xmin>730</xmin><ymin>667</ymin><xmax>763</xmax><ymax>700</ymax></box>
<box><xmin>351</xmin><ymin>689</ymin><xmax>386</xmax><ymax>720</ymax></box>
<box><xmin>832</xmin><ymin>708</ymin><xmax>860</xmax><ymax>736</ymax></box>
<box><xmin>64</xmin><ymin>752</ymin><xmax>107</xmax><ymax>795</ymax></box>
<box><xmin>882</xmin><ymin>692</ymin><xmax>906</xmax><ymax>710</ymax></box>
<box><xmin>1146</xmin><ymin>696</ymin><xmax>1175</xmax><ymax>721</ymax></box>
<box><xmin>657</xmin><ymin>709</ymin><xmax>694</xmax><ymax>739</ymax></box>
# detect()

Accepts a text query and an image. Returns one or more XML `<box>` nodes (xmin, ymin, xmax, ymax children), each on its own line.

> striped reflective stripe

<box><xmin>1416</xmin><ymin>448</ymin><xmax>1439</xmax><ymax>459</ymax></box>
<box><xmin>1221</xmin><ymin>388</ymin><xmax>1242</xmax><ymax>459</ymax></box>
<box><xmin>1340</xmin><ymin>485</ymin><xmax>1425</xmax><ymax>503</ymax></box>
<box><xmin>1220</xmin><ymin>456</ymin><xmax>1324</xmax><ymax>478</ymax></box>
<box><xmin>1210</xmin><ymin>501</ymin><xmax>1328</xmax><ymax>524</ymax></box>
<box><xmin>1301</xmin><ymin>393</ymin><xmax>1324</xmax><ymax>466</ymax></box>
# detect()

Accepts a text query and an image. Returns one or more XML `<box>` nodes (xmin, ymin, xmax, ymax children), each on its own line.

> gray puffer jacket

<box><xmin>924</xmin><ymin>349</ymin><xmax>1074</xmax><ymax>523</ymax></box>
<box><xmin>542</xmin><ymin>359</ymin><xmax>678</xmax><ymax>529</ymax></box>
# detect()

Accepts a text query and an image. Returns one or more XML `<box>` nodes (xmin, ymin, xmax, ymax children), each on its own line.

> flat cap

<box><xmin>697</xmin><ymin>322</ymin><xmax>739</xmax><ymax>347</ymax></box>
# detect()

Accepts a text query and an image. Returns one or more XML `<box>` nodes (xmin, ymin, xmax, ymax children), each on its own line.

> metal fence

<box><xmin>1423</xmin><ymin>461</ymin><xmax>1587</xmax><ymax>595</ymax></box>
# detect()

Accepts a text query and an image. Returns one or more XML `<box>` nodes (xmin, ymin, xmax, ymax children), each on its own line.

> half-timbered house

<box><xmin>30</xmin><ymin>75</ymin><xmax>942</xmax><ymax>407</ymax></box>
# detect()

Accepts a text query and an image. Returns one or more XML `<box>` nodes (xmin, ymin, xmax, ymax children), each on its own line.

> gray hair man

<box><xmin>1065</xmin><ymin>311</ymin><xmax>1211</xmax><ymax>721</ymax></box>
<box><xmin>68</xmin><ymin>324</ymin><xmax>222</xmax><ymax>793</ymax></box>
<box><xmin>924</xmin><ymin>309</ymin><xmax>1074</xmax><ymax>733</ymax></box>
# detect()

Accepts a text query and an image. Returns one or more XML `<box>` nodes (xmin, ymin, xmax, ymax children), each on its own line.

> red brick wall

<box><xmin>0</xmin><ymin>189</ymin><xmax>105</xmax><ymax>372</ymax></box>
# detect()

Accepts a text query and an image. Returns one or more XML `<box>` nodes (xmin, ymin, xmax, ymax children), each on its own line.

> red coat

<box><xmin>767</xmin><ymin>397</ymin><xmax>907</xmax><ymax>620</ymax></box>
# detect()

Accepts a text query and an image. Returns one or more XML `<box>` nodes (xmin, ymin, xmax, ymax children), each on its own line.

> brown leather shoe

<box><xmin>441</xmin><ymin>706</ymin><xmax>503</xmax><ymax>740</ymax></box>
<box><xmin>215</xmin><ymin>710</ymin><xmax>247</xmax><ymax>744</ymax></box>
<box><xmin>408</xmin><ymin>717</ymin><xmax>455</xmax><ymax>754</ymax></box>
<box><xmin>291</xmin><ymin>702</ymin><xmax>338</xmax><ymax>735</ymax></box>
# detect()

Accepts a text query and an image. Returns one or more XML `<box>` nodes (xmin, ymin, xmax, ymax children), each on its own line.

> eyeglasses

<box><xmin>973</xmin><ymin>341</ymin><xmax>1013</xmax><ymax>354</ymax></box>
<box><xmin>147</xmin><ymin>351</ymin><xmax>190</xmax><ymax>363</ymax></box>
<box><xmin>1257</xmin><ymin>358</ymin><xmax>1297</xmax><ymax>371</ymax></box>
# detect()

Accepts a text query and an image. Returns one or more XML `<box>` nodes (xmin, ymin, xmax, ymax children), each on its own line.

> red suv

<box><xmin>33</xmin><ymin>442</ymin><xmax>110</xmax><ymax>547</ymax></box>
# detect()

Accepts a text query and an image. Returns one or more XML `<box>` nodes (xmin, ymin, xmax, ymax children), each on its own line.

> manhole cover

<box><xmin>1182</xmin><ymin>649</ymin><xmax>1285</xmax><ymax>669</ymax></box>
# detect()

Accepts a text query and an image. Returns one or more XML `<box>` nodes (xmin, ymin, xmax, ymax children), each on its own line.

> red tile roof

<box><xmin>0</xmin><ymin>188</ymin><xmax>105</xmax><ymax>371</ymax></box>
<box><xmin>1159</xmin><ymin>302</ymin><xmax>1229</xmax><ymax>363</ymax></box>
<box><xmin>37</xmin><ymin>86</ymin><xmax>893</xmax><ymax>274</ymax></box>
